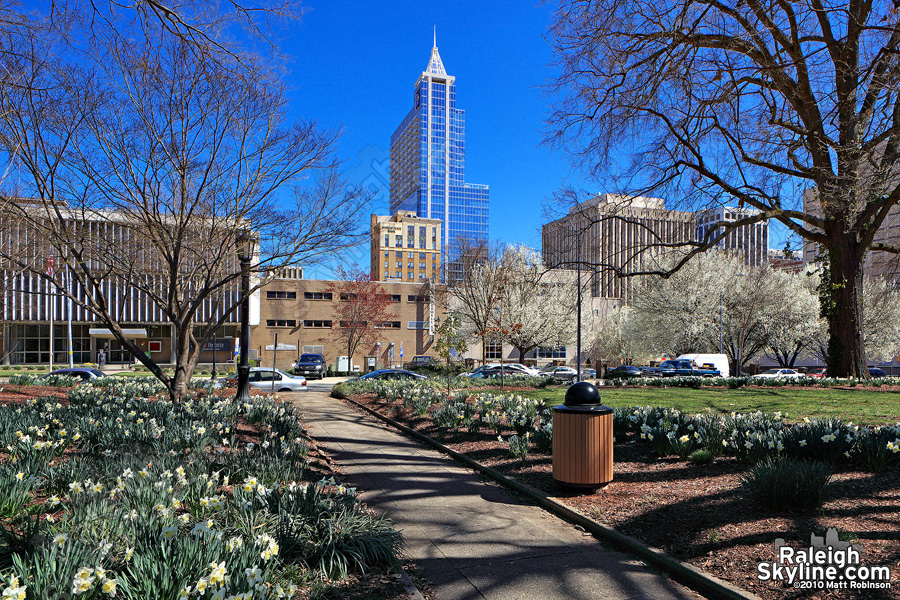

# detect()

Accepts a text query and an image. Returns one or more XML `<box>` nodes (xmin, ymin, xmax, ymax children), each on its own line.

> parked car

<box><xmin>409</xmin><ymin>355</ymin><xmax>439</xmax><ymax>367</ymax></box>
<box><xmin>869</xmin><ymin>367</ymin><xmax>886</xmax><ymax>377</ymax></box>
<box><xmin>464</xmin><ymin>363</ymin><xmax>537</xmax><ymax>377</ymax></box>
<box><xmin>752</xmin><ymin>368</ymin><xmax>803</xmax><ymax>379</ymax></box>
<box><xmin>466</xmin><ymin>366</ymin><xmax>530</xmax><ymax>379</ymax></box>
<box><xmin>357</xmin><ymin>369</ymin><xmax>427</xmax><ymax>381</ymax></box>
<box><xmin>604</xmin><ymin>365</ymin><xmax>643</xmax><ymax>379</ymax></box>
<box><xmin>543</xmin><ymin>366</ymin><xmax>578</xmax><ymax>382</ymax></box>
<box><xmin>248</xmin><ymin>367</ymin><xmax>308</xmax><ymax>392</ymax></box>
<box><xmin>582</xmin><ymin>368</ymin><xmax>597</xmax><ymax>379</ymax></box>
<box><xmin>805</xmin><ymin>367</ymin><xmax>827</xmax><ymax>378</ymax></box>
<box><xmin>643</xmin><ymin>360</ymin><xmax>721</xmax><ymax>377</ymax></box>
<box><xmin>40</xmin><ymin>367</ymin><xmax>106</xmax><ymax>382</ymax></box>
<box><xmin>293</xmin><ymin>353</ymin><xmax>326</xmax><ymax>380</ymax></box>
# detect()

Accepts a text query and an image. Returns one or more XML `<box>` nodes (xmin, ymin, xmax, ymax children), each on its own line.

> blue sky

<box><xmin>282</xmin><ymin>1</ymin><xmax>589</xmax><ymax>274</ymax></box>
<box><xmin>281</xmin><ymin>1</ymin><xmax>787</xmax><ymax>276</ymax></box>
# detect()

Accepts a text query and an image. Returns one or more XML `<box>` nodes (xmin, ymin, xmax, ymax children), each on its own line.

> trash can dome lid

<box><xmin>564</xmin><ymin>381</ymin><xmax>601</xmax><ymax>406</ymax></box>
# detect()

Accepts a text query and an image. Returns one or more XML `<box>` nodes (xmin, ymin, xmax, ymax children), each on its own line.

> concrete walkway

<box><xmin>290</xmin><ymin>387</ymin><xmax>704</xmax><ymax>600</ymax></box>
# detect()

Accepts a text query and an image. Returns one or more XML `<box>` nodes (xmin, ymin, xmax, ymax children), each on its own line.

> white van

<box><xmin>676</xmin><ymin>354</ymin><xmax>730</xmax><ymax>378</ymax></box>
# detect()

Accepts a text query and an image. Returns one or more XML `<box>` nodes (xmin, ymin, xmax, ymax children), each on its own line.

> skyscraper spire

<box><xmin>425</xmin><ymin>27</ymin><xmax>446</xmax><ymax>76</ymax></box>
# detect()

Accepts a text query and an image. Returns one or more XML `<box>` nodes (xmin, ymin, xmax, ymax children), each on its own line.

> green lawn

<box><xmin>515</xmin><ymin>386</ymin><xmax>900</xmax><ymax>425</ymax></box>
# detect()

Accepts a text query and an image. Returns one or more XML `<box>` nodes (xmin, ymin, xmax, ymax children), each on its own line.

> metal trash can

<box><xmin>552</xmin><ymin>381</ymin><xmax>613</xmax><ymax>488</ymax></box>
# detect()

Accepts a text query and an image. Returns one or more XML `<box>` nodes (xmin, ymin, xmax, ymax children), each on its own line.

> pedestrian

<box><xmin>98</xmin><ymin>349</ymin><xmax>106</xmax><ymax>368</ymax></box>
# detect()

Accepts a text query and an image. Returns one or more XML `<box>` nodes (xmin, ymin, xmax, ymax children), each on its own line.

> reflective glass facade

<box><xmin>389</xmin><ymin>45</ymin><xmax>489</xmax><ymax>280</ymax></box>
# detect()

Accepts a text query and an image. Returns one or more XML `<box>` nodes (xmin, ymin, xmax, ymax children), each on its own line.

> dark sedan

<box><xmin>604</xmin><ymin>365</ymin><xmax>644</xmax><ymax>379</ymax></box>
<box><xmin>357</xmin><ymin>369</ymin><xmax>427</xmax><ymax>381</ymax></box>
<box><xmin>869</xmin><ymin>367</ymin><xmax>886</xmax><ymax>377</ymax></box>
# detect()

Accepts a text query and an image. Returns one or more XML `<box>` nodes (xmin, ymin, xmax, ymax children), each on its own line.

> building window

<box><xmin>396</xmin><ymin>251</ymin><xmax>402</xmax><ymax>258</ymax></box>
<box><xmin>419</xmin><ymin>252</ymin><xmax>426</xmax><ymax>259</ymax></box>
<box><xmin>384</xmin><ymin>234</ymin><xmax>390</xmax><ymax>247</ymax></box>
<box><xmin>390</xmin><ymin>294</ymin><xmax>401</xmax><ymax>302</ymax></box>
<box><xmin>339</xmin><ymin>293</ymin><xmax>358</xmax><ymax>301</ymax></box>
<box><xmin>374</xmin><ymin>321</ymin><xmax>402</xmax><ymax>329</ymax></box>
<box><xmin>407</xmin><ymin>272</ymin><xmax>414</xmax><ymax>279</ymax></box>
<box><xmin>408</xmin><ymin>251</ymin><xmax>415</xmax><ymax>258</ymax></box>
<box><xmin>266</xmin><ymin>291</ymin><xmax>296</xmax><ymax>299</ymax></box>
<box><xmin>485</xmin><ymin>343</ymin><xmax>502</xmax><ymax>360</ymax></box>
<box><xmin>419</xmin><ymin>263</ymin><xmax>426</xmax><ymax>269</ymax></box>
<box><xmin>339</xmin><ymin>320</ymin><xmax>368</xmax><ymax>328</ymax></box>
<box><xmin>384</xmin><ymin>251</ymin><xmax>389</xmax><ymax>258</ymax></box>
<box><xmin>303</xmin><ymin>320</ymin><xmax>332</xmax><ymax>328</ymax></box>
<box><xmin>537</xmin><ymin>346</ymin><xmax>567</xmax><ymax>359</ymax></box>
<box><xmin>303</xmin><ymin>292</ymin><xmax>332</xmax><ymax>300</ymax></box>
<box><xmin>396</xmin><ymin>261</ymin><xmax>402</xmax><ymax>268</ymax></box>
<box><xmin>395</xmin><ymin>235</ymin><xmax>402</xmax><ymax>247</ymax></box>
<box><xmin>407</xmin><ymin>321</ymin><xmax>428</xmax><ymax>330</ymax></box>
<box><xmin>407</xmin><ymin>295</ymin><xmax>430</xmax><ymax>302</ymax></box>
<box><xmin>266</xmin><ymin>319</ymin><xmax>296</xmax><ymax>328</ymax></box>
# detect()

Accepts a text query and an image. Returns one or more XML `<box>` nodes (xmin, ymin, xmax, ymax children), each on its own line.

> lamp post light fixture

<box><xmin>235</xmin><ymin>232</ymin><xmax>254</xmax><ymax>403</ymax></box>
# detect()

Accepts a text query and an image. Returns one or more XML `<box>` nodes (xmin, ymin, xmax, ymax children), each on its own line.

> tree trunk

<box><xmin>170</xmin><ymin>324</ymin><xmax>194</xmax><ymax>402</ymax></box>
<box><xmin>825</xmin><ymin>239</ymin><xmax>867</xmax><ymax>378</ymax></box>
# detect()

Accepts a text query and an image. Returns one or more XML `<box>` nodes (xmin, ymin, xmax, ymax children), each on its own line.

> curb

<box><xmin>340</xmin><ymin>394</ymin><xmax>763</xmax><ymax>600</ymax></box>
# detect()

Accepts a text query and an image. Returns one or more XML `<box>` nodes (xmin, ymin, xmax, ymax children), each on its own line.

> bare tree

<box><xmin>447</xmin><ymin>239</ymin><xmax>508</xmax><ymax>364</ymax></box>
<box><xmin>324</xmin><ymin>267</ymin><xmax>396</xmax><ymax>371</ymax></box>
<box><xmin>546</xmin><ymin>0</ymin><xmax>900</xmax><ymax>376</ymax></box>
<box><xmin>0</xmin><ymin>18</ymin><xmax>367</xmax><ymax>400</ymax></box>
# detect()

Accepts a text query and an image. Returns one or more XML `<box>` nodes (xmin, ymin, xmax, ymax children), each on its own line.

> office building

<box><xmin>370</xmin><ymin>212</ymin><xmax>442</xmax><ymax>282</ymax></box>
<box><xmin>389</xmin><ymin>38</ymin><xmax>489</xmax><ymax>279</ymax></box>
<box><xmin>255</xmin><ymin>277</ymin><xmax>444</xmax><ymax>372</ymax></box>
<box><xmin>0</xmin><ymin>207</ymin><xmax>246</xmax><ymax>365</ymax></box>
<box><xmin>542</xmin><ymin>195</ymin><xmax>695</xmax><ymax>307</ymax></box>
<box><xmin>695</xmin><ymin>206</ymin><xmax>768</xmax><ymax>267</ymax></box>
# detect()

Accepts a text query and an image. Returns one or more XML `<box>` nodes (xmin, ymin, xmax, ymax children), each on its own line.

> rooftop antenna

<box><xmin>433</xmin><ymin>25</ymin><xmax>436</xmax><ymax>47</ymax></box>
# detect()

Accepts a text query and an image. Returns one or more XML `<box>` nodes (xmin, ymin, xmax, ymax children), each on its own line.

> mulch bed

<box><xmin>348</xmin><ymin>392</ymin><xmax>900</xmax><ymax>600</ymax></box>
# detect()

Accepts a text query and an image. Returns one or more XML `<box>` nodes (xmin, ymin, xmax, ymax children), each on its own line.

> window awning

<box><xmin>89</xmin><ymin>328</ymin><xmax>148</xmax><ymax>339</ymax></box>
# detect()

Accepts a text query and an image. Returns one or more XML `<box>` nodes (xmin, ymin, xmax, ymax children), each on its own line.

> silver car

<box><xmin>248</xmin><ymin>367</ymin><xmax>308</xmax><ymax>392</ymax></box>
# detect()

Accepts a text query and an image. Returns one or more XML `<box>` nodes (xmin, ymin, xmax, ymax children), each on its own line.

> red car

<box><xmin>805</xmin><ymin>367</ymin><xmax>827</xmax><ymax>378</ymax></box>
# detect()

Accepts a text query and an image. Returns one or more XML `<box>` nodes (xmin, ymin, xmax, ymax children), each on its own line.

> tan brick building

<box><xmin>251</xmin><ymin>277</ymin><xmax>445</xmax><ymax>372</ymax></box>
<box><xmin>543</xmin><ymin>195</ymin><xmax>696</xmax><ymax>308</ymax></box>
<box><xmin>370</xmin><ymin>212</ymin><xmax>441</xmax><ymax>283</ymax></box>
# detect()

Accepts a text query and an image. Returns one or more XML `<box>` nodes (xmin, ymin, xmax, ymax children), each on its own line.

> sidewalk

<box><xmin>291</xmin><ymin>389</ymin><xmax>704</xmax><ymax>600</ymax></box>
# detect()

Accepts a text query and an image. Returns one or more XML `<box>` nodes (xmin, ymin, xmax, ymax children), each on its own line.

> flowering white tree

<box><xmin>590</xmin><ymin>306</ymin><xmax>652</xmax><ymax>365</ymax></box>
<box><xmin>627</xmin><ymin>252</ymin><xmax>788</xmax><ymax>373</ymax></box>
<box><xmin>498</xmin><ymin>246</ymin><xmax>580</xmax><ymax>361</ymax></box>
<box><xmin>764</xmin><ymin>270</ymin><xmax>822</xmax><ymax>367</ymax></box>
<box><xmin>627</xmin><ymin>252</ymin><xmax>728</xmax><ymax>357</ymax></box>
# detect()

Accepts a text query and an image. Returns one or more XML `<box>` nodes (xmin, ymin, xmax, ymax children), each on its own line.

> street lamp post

<box><xmin>570</xmin><ymin>222</ymin><xmax>583</xmax><ymax>382</ymax></box>
<box><xmin>235</xmin><ymin>233</ymin><xmax>253</xmax><ymax>402</ymax></box>
<box><xmin>718</xmin><ymin>292</ymin><xmax>723</xmax><ymax>355</ymax></box>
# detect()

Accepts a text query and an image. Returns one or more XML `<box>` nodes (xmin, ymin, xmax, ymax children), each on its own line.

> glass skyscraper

<box><xmin>389</xmin><ymin>40</ymin><xmax>489</xmax><ymax>280</ymax></box>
